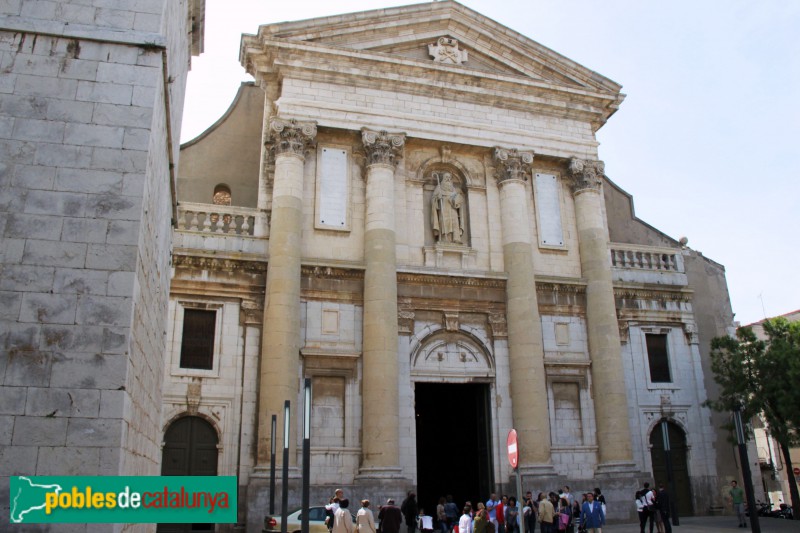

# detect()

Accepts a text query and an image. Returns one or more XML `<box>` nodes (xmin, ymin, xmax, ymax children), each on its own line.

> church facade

<box><xmin>170</xmin><ymin>2</ymin><xmax>737</xmax><ymax>530</ymax></box>
<box><xmin>0</xmin><ymin>1</ymin><xmax>742</xmax><ymax>532</ymax></box>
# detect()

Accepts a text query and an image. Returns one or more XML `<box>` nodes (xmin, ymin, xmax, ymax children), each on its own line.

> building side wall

<box><xmin>603</xmin><ymin>162</ymin><xmax>736</xmax><ymax>513</ymax></box>
<box><xmin>683</xmin><ymin>251</ymin><xmax>738</xmax><ymax>512</ymax></box>
<box><xmin>0</xmin><ymin>0</ymin><xmax>195</xmax><ymax>529</ymax></box>
<box><xmin>178</xmin><ymin>82</ymin><xmax>265</xmax><ymax>207</ymax></box>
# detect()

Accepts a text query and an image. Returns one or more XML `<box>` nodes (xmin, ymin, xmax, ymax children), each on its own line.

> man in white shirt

<box><xmin>642</xmin><ymin>483</ymin><xmax>656</xmax><ymax>533</ymax></box>
<box><xmin>561</xmin><ymin>486</ymin><xmax>574</xmax><ymax>507</ymax></box>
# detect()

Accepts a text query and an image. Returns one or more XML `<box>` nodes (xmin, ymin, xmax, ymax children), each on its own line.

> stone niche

<box><xmin>422</xmin><ymin>163</ymin><xmax>476</xmax><ymax>269</ymax></box>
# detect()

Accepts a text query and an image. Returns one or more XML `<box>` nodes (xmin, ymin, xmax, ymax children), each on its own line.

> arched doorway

<box><xmin>650</xmin><ymin>421</ymin><xmax>693</xmax><ymax>516</ymax></box>
<box><xmin>158</xmin><ymin>416</ymin><xmax>219</xmax><ymax>533</ymax></box>
<box><xmin>411</xmin><ymin>330</ymin><xmax>495</xmax><ymax>514</ymax></box>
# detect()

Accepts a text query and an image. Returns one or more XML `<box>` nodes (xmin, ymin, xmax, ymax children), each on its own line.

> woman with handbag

<box><xmin>556</xmin><ymin>497</ymin><xmax>572</xmax><ymax>533</ymax></box>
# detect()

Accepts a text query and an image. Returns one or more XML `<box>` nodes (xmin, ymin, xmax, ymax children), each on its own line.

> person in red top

<box><xmin>496</xmin><ymin>495</ymin><xmax>506</xmax><ymax>533</ymax></box>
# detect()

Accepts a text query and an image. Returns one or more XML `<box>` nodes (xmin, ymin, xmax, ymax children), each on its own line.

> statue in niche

<box><xmin>431</xmin><ymin>171</ymin><xmax>465</xmax><ymax>244</ymax></box>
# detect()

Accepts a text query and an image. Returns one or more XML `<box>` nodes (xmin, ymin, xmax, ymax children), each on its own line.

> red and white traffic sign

<box><xmin>793</xmin><ymin>467</ymin><xmax>800</xmax><ymax>476</ymax></box>
<box><xmin>507</xmin><ymin>429</ymin><xmax>518</xmax><ymax>469</ymax></box>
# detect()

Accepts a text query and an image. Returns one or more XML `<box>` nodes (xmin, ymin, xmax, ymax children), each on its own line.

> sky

<box><xmin>180</xmin><ymin>0</ymin><xmax>800</xmax><ymax>327</ymax></box>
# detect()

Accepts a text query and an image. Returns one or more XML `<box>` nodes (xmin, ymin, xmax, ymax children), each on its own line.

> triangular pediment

<box><xmin>248</xmin><ymin>0</ymin><xmax>621</xmax><ymax>94</ymax></box>
<box><xmin>369</xmin><ymin>37</ymin><xmax>532</xmax><ymax>79</ymax></box>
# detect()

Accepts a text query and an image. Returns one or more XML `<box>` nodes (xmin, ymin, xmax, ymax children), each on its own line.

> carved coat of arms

<box><xmin>428</xmin><ymin>37</ymin><xmax>468</xmax><ymax>65</ymax></box>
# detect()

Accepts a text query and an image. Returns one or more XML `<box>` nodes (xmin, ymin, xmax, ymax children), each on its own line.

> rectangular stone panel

<box><xmin>316</xmin><ymin>146</ymin><xmax>350</xmax><ymax>230</ymax></box>
<box><xmin>552</xmin><ymin>382</ymin><xmax>582</xmax><ymax>445</ymax></box>
<box><xmin>311</xmin><ymin>375</ymin><xmax>345</xmax><ymax>447</ymax></box>
<box><xmin>534</xmin><ymin>173</ymin><xmax>564</xmax><ymax>247</ymax></box>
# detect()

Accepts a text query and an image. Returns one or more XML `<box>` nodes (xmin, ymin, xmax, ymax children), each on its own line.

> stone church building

<box><xmin>0</xmin><ymin>1</ymin><xmax>740</xmax><ymax>532</ymax></box>
<box><xmin>172</xmin><ymin>2</ymin><xmax>737</xmax><ymax>529</ymax></box>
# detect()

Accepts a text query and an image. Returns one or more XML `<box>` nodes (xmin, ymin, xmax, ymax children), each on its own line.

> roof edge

<box><xmin>180</xmin><ymin>81</ymin><xmax>258</xmax><ymax>149</ymax></box>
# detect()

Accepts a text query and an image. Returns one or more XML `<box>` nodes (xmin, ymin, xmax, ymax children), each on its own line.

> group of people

<box><xmin>518</xmin><ymin>487</ymin><xmax>607</xmax><ymax>533</ymax></box>
<box><xmin>634</xmin><ymin>483</ymin><xmax>671</xmax><ymax>533</ymax></box>
<box><xmin>323</xmin><ymin>489</ymin><xmax>428</xmax><ymax>533</ymax></box>
<box><xmin>411</xmin><ymin>487</ymin><xmax>606</xmax><ymax>533</ymax></box>
<box><xmin>326</xmin><ymin>482</ymin><xmax>705</xmax><ymax>533</ymax></box>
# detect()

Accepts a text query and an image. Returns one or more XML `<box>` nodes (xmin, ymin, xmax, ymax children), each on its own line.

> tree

<box><xmin>707</xmin><ymin>317</ymin><xmax>800</xmax><ymax>518</ymax></box>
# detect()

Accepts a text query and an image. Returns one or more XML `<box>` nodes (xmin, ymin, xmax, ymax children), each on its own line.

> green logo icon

<box><xmin>9</xmin><ymin>476</ymin><xmax>237</xmax><ymax>524</ymax></box>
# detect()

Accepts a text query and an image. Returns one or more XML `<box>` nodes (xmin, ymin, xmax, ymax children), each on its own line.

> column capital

<box><xmin>493</xmin><ymin>147</ymin><xmax>534</xmax><ymax>185</ymax></box>
<box><xmin>568</xmin><ymin>157</ymin><xmax>604</xmax><ymax>193</ymax></box>
<box><xmin>361</xmin><ymin>129</ymin><xmax>405</xmax><ymax>167</ymax></box>
<box><xmin>268</xmin><ymin>117</ymin><xmax>317</xmax><ymax>157</ymax></box>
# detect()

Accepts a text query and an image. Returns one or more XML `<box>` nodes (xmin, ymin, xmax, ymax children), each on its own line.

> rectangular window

<box><xmin>534</xmin><ymin>173</ymin><xmax>564</xmax><ymax>246</ymax></box>
<box><xmin>180</xmin><ymin>309</ymin><xmax>216</xmax><ymax>370</ymax></box>
<box><xmin>646</xmin><ymin>333</ymin><xmax>671</xmax><ymax>383</ymax></box>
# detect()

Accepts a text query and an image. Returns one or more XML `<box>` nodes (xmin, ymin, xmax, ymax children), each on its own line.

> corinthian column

<box><xmin>256</xmin><ymin>118</ymin><xmax>316</xmax><ymax>466</ymax></box>
<box><xmin>358</xmin><ymin>129</ymin><xmax>405</xmax><ymax>478</ymax></box>
<box><xmin>493</xmin><ymin>148</ymin><xmax>553</xmax><ymax>471</ymax></box>
<box><xmin>568</xmin><ymin>158</ymin><xmax>635</xmax><ymax>473</ymax></box>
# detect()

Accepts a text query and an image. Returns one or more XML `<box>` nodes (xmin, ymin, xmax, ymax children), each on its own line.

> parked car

<box><xmin>264</xmin><ymin>506</ymin><xmax>356</xmax><ymax>533</ymax></box>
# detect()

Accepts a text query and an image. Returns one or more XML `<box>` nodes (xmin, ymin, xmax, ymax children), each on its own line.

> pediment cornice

<box><xmin>241</xmin><ymin>1</ymin><xmax>624</xmax><ymax>128</ymax></box>
<box><xmin>242</xmin><ymin>37</ymin><xmax>623</xmax><ymax>129</ymax></box>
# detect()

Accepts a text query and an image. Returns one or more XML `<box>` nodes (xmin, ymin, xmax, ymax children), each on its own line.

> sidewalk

<box><xmin>608</xmin><ymin>516</ymin><xmax>800</xmax><ymax>532</ymax></box>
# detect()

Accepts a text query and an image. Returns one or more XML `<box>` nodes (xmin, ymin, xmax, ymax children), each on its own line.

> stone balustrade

<box><xmin>609</xmin><ymin>244</ymin><xmax>687</xmax><ymax>286</ymax></box>
<box><xmin>176</xmin><ymin>202</ymin><xmax>260</xmax><ymax>236</ymax></box>
<box><xmin>610</xmin><ymin>244</ymin><xmax>684</xmax><ymax>273</ymax></box>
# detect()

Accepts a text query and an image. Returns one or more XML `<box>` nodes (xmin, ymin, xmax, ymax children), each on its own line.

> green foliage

<box><xmin>707</xmin><ymin>317</ymin><xmax>800</xmax><ymax>444</ymax></box>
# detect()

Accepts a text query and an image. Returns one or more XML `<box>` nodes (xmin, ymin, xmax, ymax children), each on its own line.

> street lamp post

<box><xmin>281</xmin><ymin>401</ymin><xmax>290</xmax><ymax>533</ymax></box>
<box><xmin>301</xmin><ymin>379</ymin><xmax>312</xmax><ymax>533</ymax></box>
<box><xmin>734</xmin><ymin>406</ymin><xmax>761</xmax><ymax>533</ymax></box>
<box><xmin>270</xmin><ymin>414</ymin><xmax>277</xmax><ymax>515</ymax></box>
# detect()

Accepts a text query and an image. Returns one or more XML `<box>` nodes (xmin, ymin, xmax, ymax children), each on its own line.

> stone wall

<box><xmin>0</xmin><ymin>0</ymin><xmax>199</xmax><ymax>530</ymax></box>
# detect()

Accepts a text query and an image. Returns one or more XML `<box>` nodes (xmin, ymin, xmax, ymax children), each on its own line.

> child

<box><xmin>418</xmin><ymin>508</ymin><xmax>435</xmax><ymax>533</ymax></box>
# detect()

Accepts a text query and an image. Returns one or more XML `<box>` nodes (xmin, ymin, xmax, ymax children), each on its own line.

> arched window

<box><xmin>212</xmin><ymin>184</ymin><xmax>231</xmax><ymax>206</ymax></box>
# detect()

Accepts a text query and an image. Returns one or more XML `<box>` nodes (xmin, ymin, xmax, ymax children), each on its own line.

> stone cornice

<box><xmin>536</xmin><ymin>281</ymin><xmax>587</xmax><ymax>295</ymax></box>
<box><xmin>397</xmin><ymin>272</ymin><xmax>506</xmax><ymax>289</ymax></box>
<box><xmin>568</xmin><ymin>157</ymin><xmax>604</xmax><ymax>193</ymax></box>
<box><xmin>301</xmin><ymin>265</ymin><xmax>364</xmax><ymax>280</ymax></box>
<box><xmin>268</xmin><ymin>117</ymin><xmax>317</xmax><ymax>157</ymax></box>
<box><xmin>614</xmin><ymin>286</ymin><xmax>693</xmax><ymax>303</ymax></box>
<box><xmin>361</xmin><ymin>129</ymin><xmax>405</xmax><ymax>167</ymax></box>
<box><xmin>173</xmin><ymin>253</ymin><xmax>267</xmax><ymax>273</ymax></box>
<box><xmin>243</xmin><ymin>40</ymin><xmax>622</xmax><ymax>132</ymax></box>
<box><xmin>493</xmin><ymin>148</ymin><xmax>534</xmax><ymax>184</ymax></box>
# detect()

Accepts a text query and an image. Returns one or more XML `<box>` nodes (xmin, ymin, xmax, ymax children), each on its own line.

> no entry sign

<box><xmin>507</xmin><ymin>429</ymin><xmax>518</xmax><ymax>469</ymax></box>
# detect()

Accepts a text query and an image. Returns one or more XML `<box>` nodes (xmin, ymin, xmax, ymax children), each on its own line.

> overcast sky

<box><xmin>180</xmin><ymin>0</ymin><xmax>800</xmax><ymax>327</ymax></box>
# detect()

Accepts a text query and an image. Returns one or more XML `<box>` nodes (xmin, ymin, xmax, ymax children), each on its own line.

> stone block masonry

<box><xmin>0</xmin><ymin>0</ymin><xmax>198</xmax><ymax>531</ymax></box>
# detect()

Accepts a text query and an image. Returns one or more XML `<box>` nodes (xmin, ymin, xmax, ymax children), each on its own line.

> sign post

<box><xmin>507</xmin><ymin>430</ymin><xmax>523</xmax><ymax>532</ymax></box>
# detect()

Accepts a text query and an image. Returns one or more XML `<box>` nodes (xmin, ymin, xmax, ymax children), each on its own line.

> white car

<box><xmin>264</xmin><ymin>506</ymin><xmax>356</xmax><ymax>533</ymax></box>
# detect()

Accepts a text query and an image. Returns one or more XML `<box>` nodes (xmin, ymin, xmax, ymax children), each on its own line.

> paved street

<box><xmin>608</xmin><ymin>516</ymin><xmax>800</xmax><ymax>532</ymax></box>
